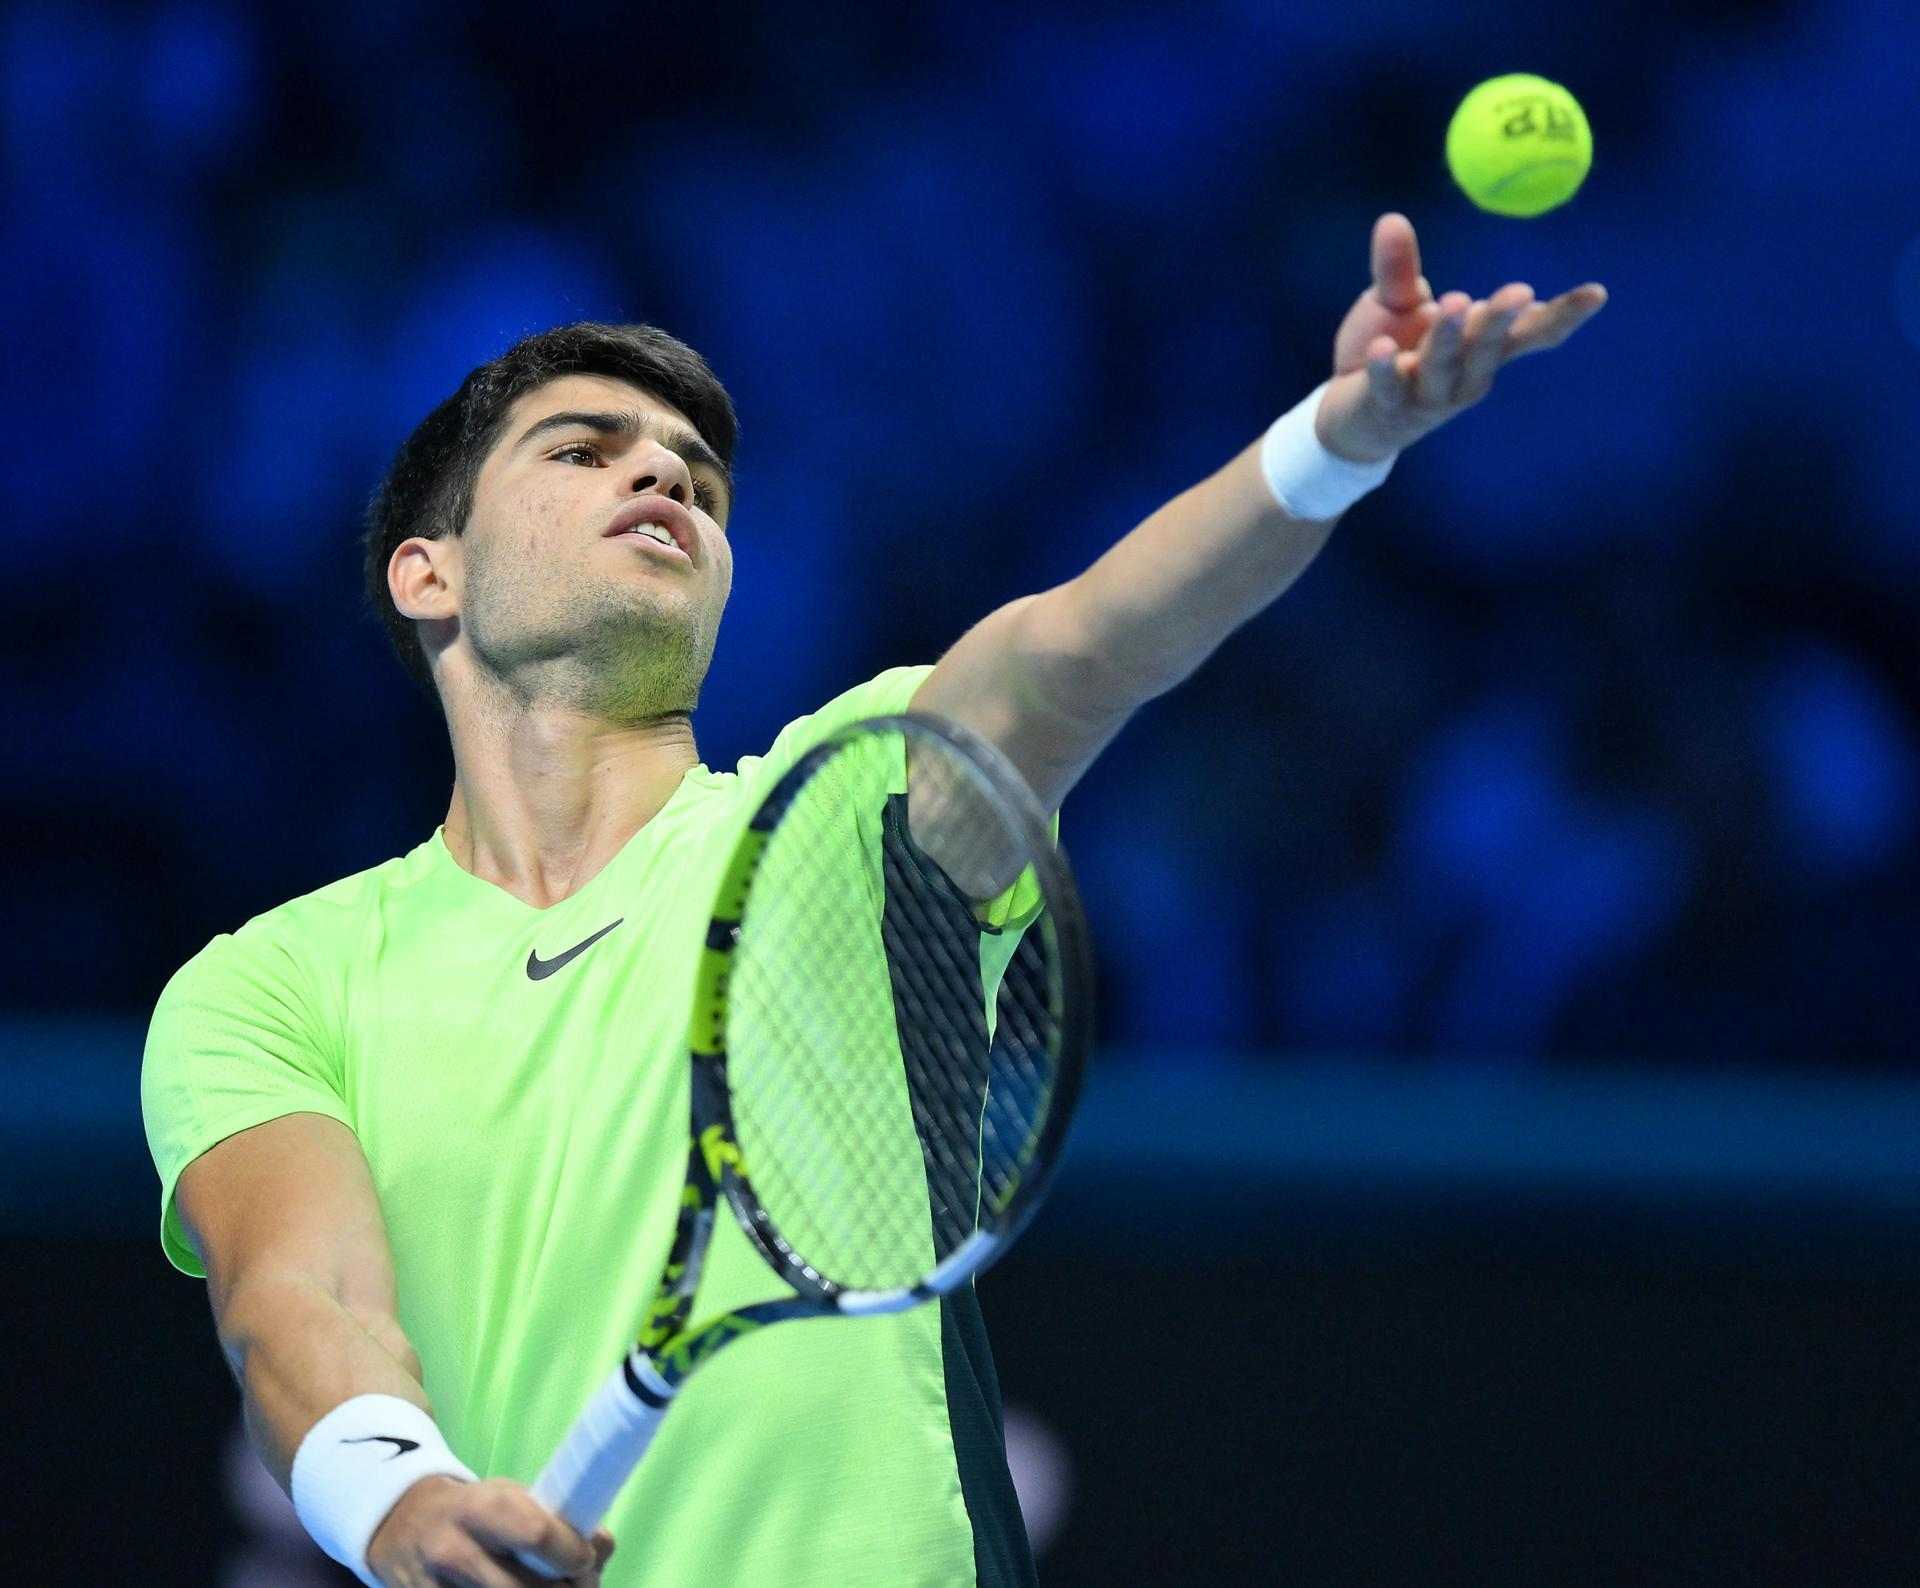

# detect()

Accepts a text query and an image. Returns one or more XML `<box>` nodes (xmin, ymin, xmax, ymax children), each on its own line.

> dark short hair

<box><xmin>360</xmin><ymin>321</ymin><xmax>739</xmax><ymax>697</ymax></box>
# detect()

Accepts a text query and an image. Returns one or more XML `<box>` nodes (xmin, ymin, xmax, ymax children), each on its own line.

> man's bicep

<box><xmin>178</xmin><ymin>1112</ymin><xmax>402</xmax><ymax>1330</ymax></box>
<box><xmin>911</xmin><ymin>583</ymin><xmax>1135</xmax><ymax>818</ymax></box>
<box><xmin>142</xmin><ymin>932</ymin><xmax>350</xmax><ymax>1276</ymax></box>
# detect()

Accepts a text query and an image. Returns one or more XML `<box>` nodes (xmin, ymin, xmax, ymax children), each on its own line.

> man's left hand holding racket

<box><xmin>367</xmin><ymin>1473</ymin><xmax>614</xmax><ymax>1585</ymax></box>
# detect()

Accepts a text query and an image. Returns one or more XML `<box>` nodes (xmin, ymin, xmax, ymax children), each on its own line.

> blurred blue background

<box><xmin>1</xmin><ymin>0</ymin><xmax>1913</xmax><ymax>1061</ymax></box>
<box><xmin>5</xmin><ymin>0</ymin><xmax>1920</xmax><ymax>1581</ymax></box>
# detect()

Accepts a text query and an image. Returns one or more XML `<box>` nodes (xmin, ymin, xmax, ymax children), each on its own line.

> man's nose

<box><xmin>627</xmin><ymin>443</ymin><xmax>694</xmax><ymax>506</ymax></box>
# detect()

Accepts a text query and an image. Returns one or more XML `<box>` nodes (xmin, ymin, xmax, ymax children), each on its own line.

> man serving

<box><xmin>142</xmin><ymin>213</ymin><xmax>1604</xmax><ymax>1587</ymax></box>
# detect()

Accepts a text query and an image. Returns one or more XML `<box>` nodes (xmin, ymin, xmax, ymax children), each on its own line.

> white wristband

<box><xmin>1259</xmin><ymin>380</ymin><xmax>1397</xmax><ymax>521</ymax></box>
<box><xmin>290</xmin><ymin>1394</ymin><xmax>477</xmax><ymax>1587</ymax></box>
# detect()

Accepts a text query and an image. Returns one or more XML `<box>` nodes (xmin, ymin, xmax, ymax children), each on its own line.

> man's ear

<box><xmin>389</xmin><ymin>536</ymin><xmax>456</xmax><ymax>623</ymax></box>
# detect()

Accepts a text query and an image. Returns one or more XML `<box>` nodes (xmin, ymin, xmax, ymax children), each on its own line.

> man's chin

<box><xmin>575</xmin><ymin>640</ymin><xmax>712</xmax><ymax>721</ymax></box>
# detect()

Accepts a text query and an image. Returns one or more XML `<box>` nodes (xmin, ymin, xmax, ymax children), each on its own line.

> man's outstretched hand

<box><xmin>366</xmin><ymin>1474</ymin><xmax>615</xmax><ymax>1586</ymax></box>
<box><xmin>1313</xmin><ymin>211</ymin><xmax>1608</xmax><ymax>464</ymax></box>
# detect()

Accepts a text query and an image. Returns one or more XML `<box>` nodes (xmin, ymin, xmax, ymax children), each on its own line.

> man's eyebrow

<box><xmin>514</xmin><ymin>409</ymin><xmax>733</xmax><ymax>501</ymax></box>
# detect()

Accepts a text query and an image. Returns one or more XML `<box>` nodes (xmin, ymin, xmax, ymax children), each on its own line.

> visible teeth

<box><xmin>630</xmin><ymin>525</ymin><xmax>675</xmax><ymax>547</ymax></box>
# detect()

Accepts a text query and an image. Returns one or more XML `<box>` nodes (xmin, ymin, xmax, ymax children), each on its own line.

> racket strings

<box><xmin>727</xmin><ymin>742</ymin><xmax>942</xmax><ymax>1286</ymax></box>
<box><xmin>723</xmin><ymin>732</ymin><xmax>1064</xmax><ymax>1293</ymax></box>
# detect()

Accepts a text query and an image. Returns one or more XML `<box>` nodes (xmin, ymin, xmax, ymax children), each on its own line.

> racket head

<box><xmin>688</xmin><ymin>710</ymin><xmax>1092</xmax><ymax>1309</ymax></box>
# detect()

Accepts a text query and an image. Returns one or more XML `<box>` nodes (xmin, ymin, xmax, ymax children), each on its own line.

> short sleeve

<box><xmin>140</xmin><ymin>929</ymin><xmax>349</xmax><ymax>1277</ymax></box>
<box><xmin>971</xmin><ymin>807</ymin><xmax>1061</xmax><ymax>934</ymax></box>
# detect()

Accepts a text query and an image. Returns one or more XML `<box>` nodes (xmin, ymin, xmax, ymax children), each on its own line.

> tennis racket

<box><xmin>523</xmin><ymin>710</ymin><xmax>1093</xmax><ymax>1548</ymax></box>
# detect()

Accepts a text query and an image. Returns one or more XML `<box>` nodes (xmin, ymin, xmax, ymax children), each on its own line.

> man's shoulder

<box><xmin>729</xmin><ymin>662</ymin><xmax>935</xmax><ymax>783</ymax></box>
<box><xmin>165</xmin><ymin>841</ymin><xmax>436</xmax><ymax>993</ymax></box>
<box><xmin>249</xmin><ymin>839</ymin><xmax>435</xmax><ymax>934</ymax></box>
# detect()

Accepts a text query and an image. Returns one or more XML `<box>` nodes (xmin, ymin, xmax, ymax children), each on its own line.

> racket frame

<box><xmin>682</xmin><ymin>712</ymin><xmax>1091</xmax><ymax>1338</ymax></box>
<box><xmin>526</xmin><ymin>710</ymin><xmax>1092</xmax><ymax>1542</ymax></box>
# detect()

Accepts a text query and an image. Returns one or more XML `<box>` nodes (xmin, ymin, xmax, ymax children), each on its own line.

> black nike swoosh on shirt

<box><xmin>343</xmin><ymin>1435</ymin><xmax>420</xmax><ymax>1460</ymax></box>
<box><xmin>526</xmin><ymin>918</ymin><xmax>625</xmax><ymax>980</ymax></box>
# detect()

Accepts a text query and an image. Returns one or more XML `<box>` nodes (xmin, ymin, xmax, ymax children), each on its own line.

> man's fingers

<box><xmin>1369</xmin><ymin>212</ymin><xmax>1428</xmax><ymax>312</ymax></box>
<box><xmin>461</xmin><ymin>1483</ymin><xmax>597</xmax><ymax>1580</ymax></box>
<box><xmin>1391</xmin><ymin>279</ymin><xmax>1541</xmax><ymax>410</ymax></box>
<box><xmin>451</xmin><ymin>1547</ymin><xmax>541</xmax><ymax>1587</ymax></box>
<box><xmin>1508</xmin><ymin>283</ymin><xmax>1609</xmax><ymax>357</ymax></box>
<box><xmin>1363</xmin><ymin>336</ymin><xmax>1409</xmax><ymax>411</ymax></box>
<box><xmin>417</xmin><ymin>1529</ymin><xmax>549</xmax><ymax>1588</ymax></box>
<box><xmin>1456</xmin><ymin>285</ymin><xmax>1535</xmax><ymax>394</ymax></box>
<box><xmin>1412</xmin><ymin>295</ymin><xmax>1471</xmax><ymax>406</ymax></box>
<box><xmin>1457</xmin><ymin>309</ymin><xmax>1511</xmax><ymax>396</ymax></box>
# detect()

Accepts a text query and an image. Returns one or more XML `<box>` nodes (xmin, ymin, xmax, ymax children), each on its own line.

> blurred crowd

<box><xmin>5</xmin><ymin>0</ymin><xmax>1915</xmax><ymax>1063</ymax></box>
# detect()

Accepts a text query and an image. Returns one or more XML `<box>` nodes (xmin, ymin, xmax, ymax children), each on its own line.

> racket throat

<box><xmin>920</xmin><ymin>1227</ymin><xmax>1003</xmax><ymax>1297</ymax></box>
<box><xmin>623</xmin><ymin>1349</ymin><xmax>677</xmax><ymax>1408</ymax></box>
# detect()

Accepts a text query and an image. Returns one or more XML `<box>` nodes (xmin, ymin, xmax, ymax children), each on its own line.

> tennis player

<box><xmin>141</xmin><ymin>213</ymin><xmax>1603</xmax><ymax>1586</ymax></box>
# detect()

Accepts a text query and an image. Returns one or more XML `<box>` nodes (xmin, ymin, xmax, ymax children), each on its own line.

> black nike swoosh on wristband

<box><xmin>526</xmin><ymin>918</ymin><xmax>625</xmax><ymax>981</ymax></box>
<box><xmin>343</xmin><ymin>1435</ymin><xmax>421</xmax><ymax>1460</ymax></box>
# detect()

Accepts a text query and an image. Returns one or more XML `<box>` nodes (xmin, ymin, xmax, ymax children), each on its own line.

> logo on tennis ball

<box><xmin>1445</xmin><ymin>73</ymin><xmax>1592</xmax><ymax>218</ymax></box>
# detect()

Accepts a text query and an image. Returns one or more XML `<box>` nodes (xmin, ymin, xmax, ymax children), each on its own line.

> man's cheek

<box><xmin>519</xmin><ymin>482</ymin><xmax>578</xmax><ymax>549</ymax></box>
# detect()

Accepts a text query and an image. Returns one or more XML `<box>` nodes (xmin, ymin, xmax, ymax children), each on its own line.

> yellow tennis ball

<box><xmin>1445</xmin><ymin>73</ymin><xmax>1593</xmax><ymax>218</ymax></box>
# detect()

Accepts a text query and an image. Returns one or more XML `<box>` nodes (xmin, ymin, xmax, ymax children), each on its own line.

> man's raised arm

<box><xmin>176</xmin><ymin>1113</ymin><xmax>609</xmax><ymax>1586</ymax></box>
<box><xmin>912</xmin><ymin>211</ymin><xmax>1608</xmax><ymax>811</ymax></box>
<box><xmin>910</xmin><ymin>434</ymin><xmax>1350</xmax><ymax>818</ymax></box>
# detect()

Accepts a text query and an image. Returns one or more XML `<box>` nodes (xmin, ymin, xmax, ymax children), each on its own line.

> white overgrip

<box><xmin>521</xmin><ymin>1353</ymin><xmax>673</xmax><ymax>1567</ymax></box>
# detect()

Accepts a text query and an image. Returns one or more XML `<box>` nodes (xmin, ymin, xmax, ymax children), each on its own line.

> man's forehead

<box><xmin>507</xmin><ymin>374</ymin><xmax>695</xmax><ymax>434</ymax></box>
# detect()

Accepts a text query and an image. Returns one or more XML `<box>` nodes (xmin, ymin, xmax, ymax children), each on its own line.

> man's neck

<box><xmin>440</xmin><ymin>696</ymin><xmax>701</xmax><ymax>911</ymax></box>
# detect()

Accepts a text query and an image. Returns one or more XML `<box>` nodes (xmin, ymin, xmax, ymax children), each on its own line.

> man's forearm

<box><xmin>1064</xmin><ymin>438</ymin><xmax>1342</xmax><ymax>708</ymax></box>
<box><xmin>910</xmin><ymin>417</ymin><xmax>1364</xmax><ymax>814</ymax></box>
<box><xmin>218</xmin><ymin>1272</ymin><xmax>430</xmax><ymax>1491</ymax></box>
<box><xmin>917</xmin><ymin>216</ymin><xmax>1603</xmax><ymax>816</ymax></box>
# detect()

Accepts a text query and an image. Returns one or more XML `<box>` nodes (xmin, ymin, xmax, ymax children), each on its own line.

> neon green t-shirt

<box><xmin>141</xmin><ymin>664</ymin><xmax>1046</xmax><ymax>1587</ymax></box>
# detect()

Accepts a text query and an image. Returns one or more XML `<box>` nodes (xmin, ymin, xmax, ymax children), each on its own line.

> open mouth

<box><xmin>604</xmin><ymin>497</ymin><xmax>697</xmax><ymax>561</ymax></box>
<box><xmin>612</xmin><ymin>527</ymin><xmax>691</xmax><ymax>562</ymax></box>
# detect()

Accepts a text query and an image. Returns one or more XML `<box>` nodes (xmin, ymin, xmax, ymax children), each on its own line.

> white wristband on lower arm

<box><xmin>290</xmin><ymin>1393</ymin><xmax>477</xmax><ymax>1588</ymax></box>
<box><xmin>1259</xmin><ymin>380</ymin><xmax>1397</xmax><ymax>521</ymax></box>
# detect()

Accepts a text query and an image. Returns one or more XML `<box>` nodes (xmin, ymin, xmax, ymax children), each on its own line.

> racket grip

<box><xmin>530</xmin><ymin>1353</ymin><xmax>673</xmax><ymax>1537</ymax></box>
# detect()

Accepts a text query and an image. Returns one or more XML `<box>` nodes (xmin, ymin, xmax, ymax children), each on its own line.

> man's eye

<box><xmin>554</xmin><ymin>442</ymin><xmax>721</xmax><ymax>515</ymax></box>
